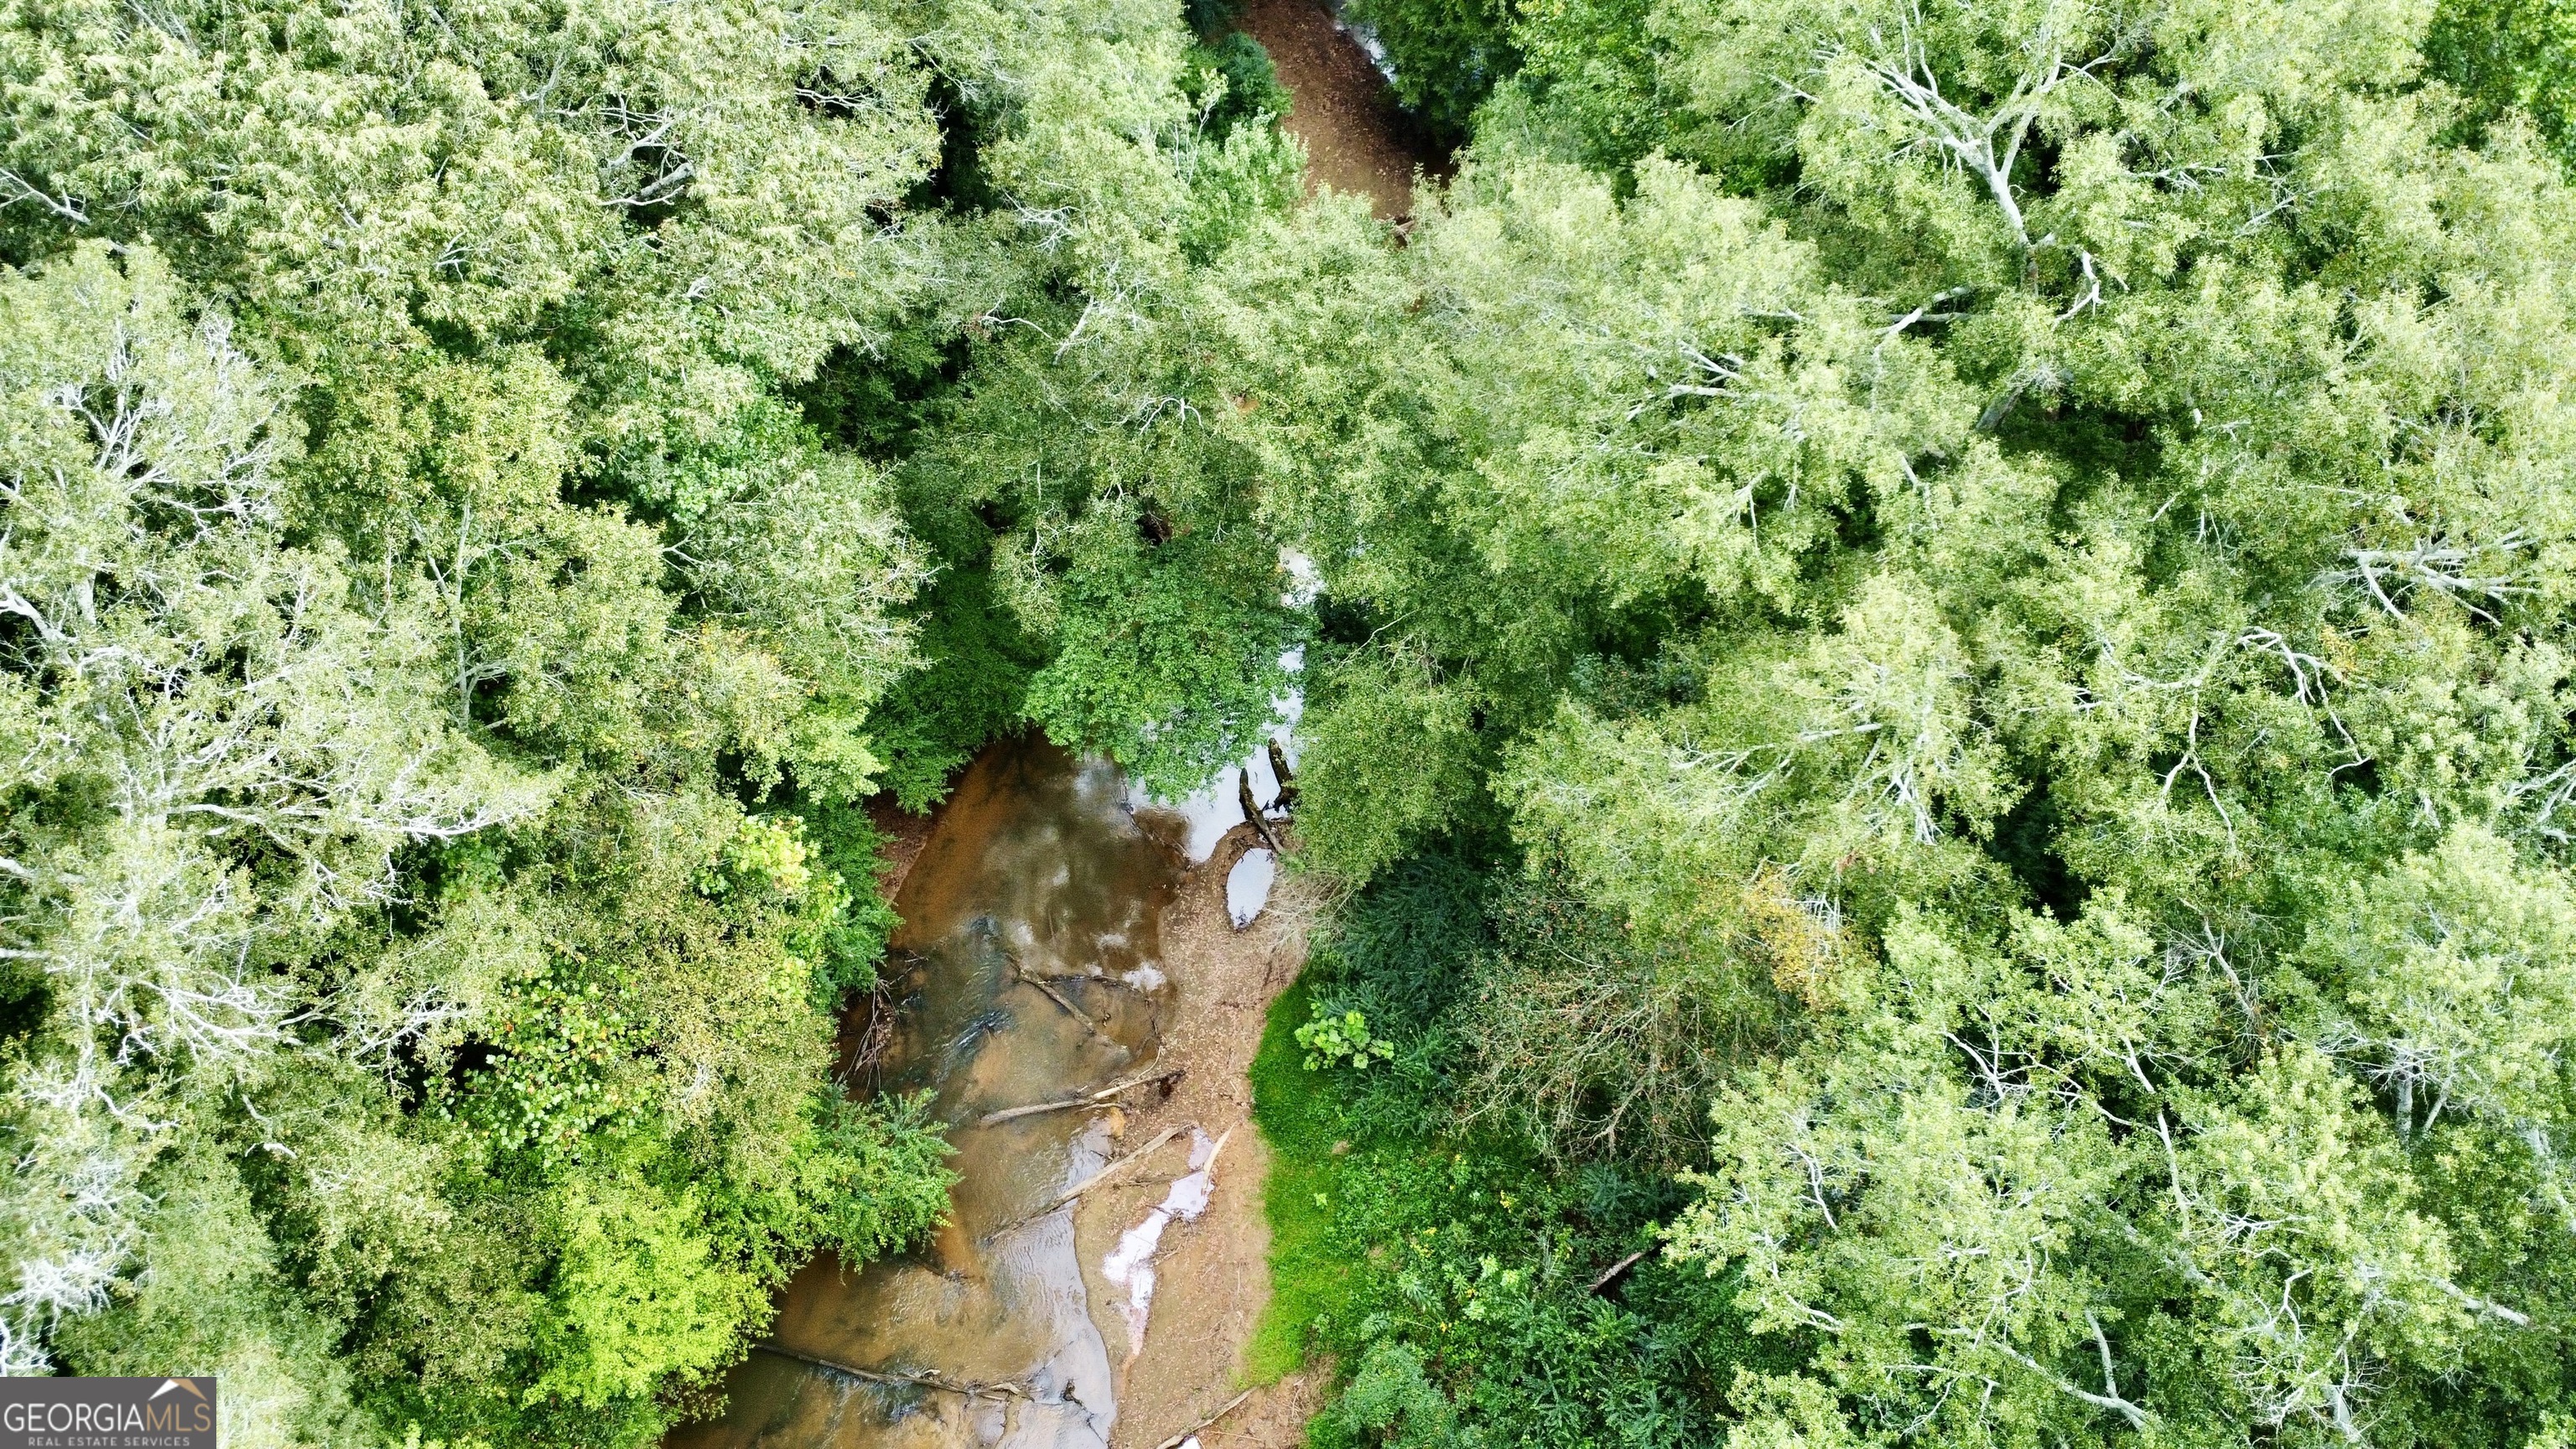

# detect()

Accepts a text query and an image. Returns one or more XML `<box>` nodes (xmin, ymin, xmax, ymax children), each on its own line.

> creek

<box><xmin>667</xmin><ymin>8</ymin><xmax>1420</xmax><ymax>1436</ymax></box>
<box><xmin>669</xmin><ymin>738</ymin><xmax>1185</xmax><ymax>1449</ymax></box>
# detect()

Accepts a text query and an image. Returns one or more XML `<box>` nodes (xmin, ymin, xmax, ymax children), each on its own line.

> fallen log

<box><xmin>1236</xmin><ymin>772</ymin><xmax>1282</xmax><ymax>854</ymax></box>
<box><xmin>754</xmin><ymin>1343</ymin><xmax>1028</xmax><ymax>1399</ymax></box>
<box><xmin>1017</xmin><ymin>965</ymin><xmax>1116</xmax><ymax>1043</ymax></box>
<box><xmin>1266</xmin><ymin>740</ymin><xmax>1296</xmax><ymax>808</ymax></box>
<box><xmin>978</xmin><ymin>1067</ymin><xmax>1185</xmax><ymax>1126</ymax></box>
<box><xmin>1023</xmin><ymin>966</ymin><xmax>1155</xmax><ymax>995</ymax></box>
<box><xmin>1153</xmin><ymin>1388</ymin><xmax>1254</xmax><ymax>1449</ymax></box>
<box><xmin>1587</xmin><ymin>1247</ymin><xmax>1651</xmax><ymax>1294</ymax></box>
<box><xmin>984</xmin><ymin>1124</ymin><xmax>1192</xmax><ymax>1239</ymax></box>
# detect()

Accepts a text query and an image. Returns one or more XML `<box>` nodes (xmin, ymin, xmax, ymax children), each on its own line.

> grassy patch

<box><xmin>1247</xmin><ymin>976</ymin><xmax>1353</xmax><ymax>1382</ymax></box>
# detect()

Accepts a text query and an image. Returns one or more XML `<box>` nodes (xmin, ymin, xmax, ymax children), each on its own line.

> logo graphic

<box><xmin>0</xmin><ymin>1377</ymin><xmax>217</xmax><ymax>1449</ymax></box>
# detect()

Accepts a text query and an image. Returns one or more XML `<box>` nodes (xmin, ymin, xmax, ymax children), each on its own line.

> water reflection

<box><xmin>669</xmin><ymin>738</ymin><xmax>1178</xmax><ymax>1449</ymax></box>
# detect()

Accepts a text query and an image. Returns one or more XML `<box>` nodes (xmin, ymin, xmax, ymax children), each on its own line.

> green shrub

<box><xmin>1343</xmin><ymin>0</ymin><xmax>1518</xmax><ymax>147</ymax></box>
<box><xmin>1296</xmin><ymin>1005</ymin><xmax>1397</xmax><ymax>1070</ymax></box>
<box><xmin>869</xmin><ymin>568</ymin><xmax>1045</xmax><ymax>813</ymax></box>
<box><xmin>2425</xmin><ymin>0</ymin><xmax>2576</xmax><ymax>164</ymax></box>
<box><xmin>1188</xmin><ymin>33</ymin><xmax>1295</xmax><ymax>137</ymax></box>
<box><xmin>1250</xmin><ymin>850</ymin><xmax>1797</xmax><ymax>1447</ymax></box>
<box><xmin>798</xmin><ymin>802</ymin><xmax>906</xmax><ymax>1002</ymax></box>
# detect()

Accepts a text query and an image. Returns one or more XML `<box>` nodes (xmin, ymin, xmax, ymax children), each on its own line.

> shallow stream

<box><xmin>669</xmin><ymin>738</ymin><xmax>1181</xmax><ymax>1449</ymax></box>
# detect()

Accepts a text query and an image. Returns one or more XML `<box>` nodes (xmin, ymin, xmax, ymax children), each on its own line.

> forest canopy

<box><xmin>7</xmin><ymin>0</ymin><xmax>2576</xmax><ymax>1445</ymax></box>
<box><xmin>0</xmin><ymin>0</ymin><xmax>1298</xmax><ymax>1440</ymax></box>
<box><xmin>1241</xmin><ymin>0</ymin><xmax>2576</xmax><ymax>1444</ymax></box>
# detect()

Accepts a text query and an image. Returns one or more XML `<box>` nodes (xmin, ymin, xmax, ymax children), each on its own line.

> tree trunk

<box><xmin>1267</xmin><ymin>739</ymin><xmax>1297</xmax><ymax>810</ymax></box>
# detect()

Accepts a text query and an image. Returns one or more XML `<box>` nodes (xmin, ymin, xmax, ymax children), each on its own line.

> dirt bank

<box><xmin>1070</xmin><ymin>824</ymin><xmax>1325</xmax><ymax>1449</ymax></box>
<box><xmin>865</xmin><ymin>794</ymin><xmax>941</xmax><ymax>900</ymax></box>
<box><xmin>1235</xmin><ymin>0</ymin><xmax>1446</xmax><ymax>218</ymax></box>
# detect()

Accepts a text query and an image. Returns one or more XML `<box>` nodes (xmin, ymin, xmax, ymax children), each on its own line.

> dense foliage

<box><xmin>13</xmin><ymin>0</ymin><xmax>2576</xmax><ymax>1443</ymax></box>
<box><xmin>1224</xmin><ymin>0</ymin><xmax>2576</xmax><ymax>1446</ymax></box>
<box><xmin>0</xmin><ymin>0</ymin><xmax>1306</xmax><ymax>1441</ymax></box>
<box><xmin>1253</xmin><ymin>854</ymin><xmax>1805</xmax><ymax>1449</ymax></box>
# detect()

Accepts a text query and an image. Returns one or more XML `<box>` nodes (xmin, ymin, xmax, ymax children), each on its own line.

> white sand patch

<box><xmin>1098</xmin><ymin>1128</ymin><xmax>1232</xmax><ymax>1358</ymax></box>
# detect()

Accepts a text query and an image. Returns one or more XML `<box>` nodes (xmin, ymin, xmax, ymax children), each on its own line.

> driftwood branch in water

<box><xmin>755</xmin><ymin>1343</ymin><xmax>1029</xmax><ymax>1399</ymax></box>
<box><xmin>1023</xmin><ymin>966</ymin><xmax>1154</xmax><ymax>995</ymax></box>
<box><xmin>1153</xmin><ymin>1388</ymin><xmax>1254</xmax><ymax>1449</ymax></box>
<box><xmin>978</xmin><ymin>1067</ymin><xmax>1184</xmax><ymax>1126</ymax></box>
<box><xmin>1017</xmin><ymin>965</ymin><xmax>1117</xmax><ymax>1043</ymax></box>
<box><xmin>1588</xmin><ymin>1248</ymin><xmax>1651</xmax><ymax>1293</ymax></box>
<box><xmin>1237</xmin><ymin>773</ymin><xmax>1283</xmax><ymax>854</ymax></box>
<box><xmin>985</xmin><ymin>1124</ymin><xmax>1192</xmax><ymax>1239</ymax></box>
<box><xmin>839</xmin><ymin>988</ymin><xmax>900</xmax><ymax>1087</ymax></box>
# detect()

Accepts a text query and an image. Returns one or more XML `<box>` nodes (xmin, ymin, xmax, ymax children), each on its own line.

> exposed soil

<box><xmin>865</xmin><ymin>793</ymin><xmax>941</xmax><ymax>900</ymax></box>
<box><xmin>1234</xmin><ymin>0</ymin><xmax>1447</xmax><ymax>218</ymax></box>
<box><xmin>1073</xmin><ymin>825</ymin><xmax>1325</xmax><ymax>1449</ymax></box>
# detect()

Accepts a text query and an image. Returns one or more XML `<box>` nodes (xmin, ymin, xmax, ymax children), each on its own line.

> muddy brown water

<box><xmin>670</xmin><ymin>738</ymin><xmax>1186</xmax><ymax>1449</ymax></box>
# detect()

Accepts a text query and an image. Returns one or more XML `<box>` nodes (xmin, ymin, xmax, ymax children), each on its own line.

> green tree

<box><xmin>2426</xmin><ymin>0</ymin><xmax>2576</xmax><ymax>163</ymax></box>
<box><xmin>0</xmin><ymin>244</ymin><xmax>536</xmax><ymax>1375</ymax></box>
<box><xmin>1227</xmin><ymin>0</ymin><xmax>2576</xmax><ymax>1441</ymax></box>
